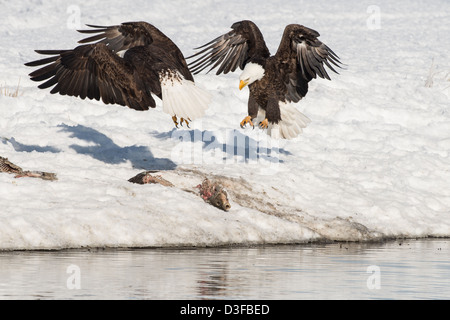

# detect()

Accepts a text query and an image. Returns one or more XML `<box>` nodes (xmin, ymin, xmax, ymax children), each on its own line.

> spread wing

<box><xmin>78</xmin><ymin>21</ymin><xmax>193</xmax><ymax>81</ymax></box>
<box><xmin>25</xmin><ymin>44</ymin><xmax>155</xmax><ymax>110</ymax></box>
<box><xmin>187</xmin><ymin>20</ymin><xmax>270</xmax><ymax>75</ymax></box>
<box><xmin>77</xmin><ymin>21</ymin><xmax>157</xmax><ymax>53</ymax></box>
<box><xmin>276</xmin><ymin>24</ymin><xmax>342</xmax><ymax>102</ymax></box>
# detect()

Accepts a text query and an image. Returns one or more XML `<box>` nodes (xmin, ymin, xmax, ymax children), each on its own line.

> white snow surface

<box><xmin>1</xmin><ymin>0</ymin><xmax>449</xmax><ymax>250</ymax></box>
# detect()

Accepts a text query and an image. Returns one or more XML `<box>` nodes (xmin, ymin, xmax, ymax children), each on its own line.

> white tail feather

<box><xmin>267</xmin><ymin>102</ymin><xmax>311</xmax><ymax>139</ymax></box>
<box><xmin>160</xmin><ymin>71</ymin><xmax>211</xmax><ymax>120</ymax></box>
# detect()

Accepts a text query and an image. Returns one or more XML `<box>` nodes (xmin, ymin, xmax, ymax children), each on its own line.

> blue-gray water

<box><xmin>0</xmin><ymin>239</ymin><xmax>449</xmax><ymax>300</ymax></box>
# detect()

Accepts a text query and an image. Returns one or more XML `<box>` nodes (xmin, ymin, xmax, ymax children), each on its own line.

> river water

<box><xmin>0</xmin><ymin>238</ymin><xmax>449</xmax><ymax>300</ymax></box>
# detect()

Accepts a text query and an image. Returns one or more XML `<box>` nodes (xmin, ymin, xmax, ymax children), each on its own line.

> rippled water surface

<box><xmin>0</xmin><ymin>239</ymin><xmax>449</xmax><ymax>300</ymax></box>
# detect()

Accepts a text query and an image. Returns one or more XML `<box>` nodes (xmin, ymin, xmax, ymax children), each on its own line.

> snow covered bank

<box><xmin>1</xmin><ymin>0</ymin><xmax>449</xmax><ymax>250</ymax></box>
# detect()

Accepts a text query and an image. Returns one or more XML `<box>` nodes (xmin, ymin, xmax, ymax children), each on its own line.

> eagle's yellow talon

<box><xmin>173</xmin><ymin>116</ymin><xmax>191</xmax><ymax>128</ymax></box>
<box><xmin>240</xmin><ymin>116</ymin><xmax>254</xmax><ymax>128</ymax></box>
<box><xmin>172</xmin><ymin>116</ymin><xmax>179</xmax><ymax>128</ymax></box>
<box><xmin>259</xmin><ymin>118</ymin><xmax>269</xmax><ymax>129</ymax></box>
<box><xmin>180</xmin><ymin>118</ymin><xmax>191</xmax><ymax>128</ymax></box>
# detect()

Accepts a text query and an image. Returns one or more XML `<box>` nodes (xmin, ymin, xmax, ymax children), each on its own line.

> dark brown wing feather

<box><xmin>78</xmin><ymin>22</ymin><xmax>155</xmax><ymax>53</ymax></box>
<box><xmin>275</xmin><ymin>24</ymin><xmax>342</xmax><ymax>102</ymax></box>
<box><xmin>25</xmin><ymin>44</ymin><xmax>155</xmax><ymax>110</ymax></box>
<box><xmin>187</xmin><ymin>31</ymin><xmax>249</xmax><ymax>75</ymax></box>
<box><xmin>78</xmin><ymin>21</ymin><xmax>193</xmax><ymax>81</ymax></box>
<box><xmin>187</xmin><ymin>20</ymin><xmax>270</xmax><ymax>75</ymax></box>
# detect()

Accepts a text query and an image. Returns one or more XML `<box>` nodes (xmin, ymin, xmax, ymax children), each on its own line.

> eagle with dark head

<box><xmin>188</xmin><ymin>20</ymin><xmax>342</xmax><ymax>139</ymax></box>
<box><xmin>25</xmin><ymin>22</ymin><xmax>211</xmax><ymax>128</ymax></box>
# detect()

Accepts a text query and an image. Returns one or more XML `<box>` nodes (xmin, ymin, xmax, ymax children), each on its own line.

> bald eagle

<box><xmin>25</xmin><ymin>21</ymin><xmax>211</xmax><ymax>127</ymax></box>
<box><xmin>188</xmin><ymin>20</ymin><xmax>342</xmax><ymax>139</ymax></box>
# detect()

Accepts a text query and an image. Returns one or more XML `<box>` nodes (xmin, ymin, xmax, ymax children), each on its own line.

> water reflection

<box><xmin>196</xmin><ymin>262</ymin><xmax>228</xmax><ymax>298</ymax></box>
<box><xmin>0</xmin><ymin>239</ymin><xmax>449</xmax><ymax>300</ymax></box>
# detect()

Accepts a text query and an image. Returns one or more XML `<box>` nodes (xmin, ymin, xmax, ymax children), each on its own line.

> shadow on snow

<box><xmin>153</xmin><ymin>128</ymin><xmax>292</xmax><ymax>164</ymax></box>
<box><xmin>58</xmin><ymin>124</ymin><xmax>177</xmax><ymax>170</ymax></box>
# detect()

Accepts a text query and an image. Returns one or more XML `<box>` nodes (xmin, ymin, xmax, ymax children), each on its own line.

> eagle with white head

<box><xmin>188</xmin><ymin>20</ymin><xmax>342</xmax><ymax>139</ymax></box>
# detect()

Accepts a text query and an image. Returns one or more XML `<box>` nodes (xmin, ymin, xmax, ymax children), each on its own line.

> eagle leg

<box><xmin>172</xmin><ymin>116</ymin><xmax>191</xmax><ymax>128</ymax></box>
<box><xmin>240</xmin><ymin>116</ymin><xmax>254</xmax><ymax>129</ymax></box>
<box><xmin>172</xmin><ymin>116</ymin><xmax>180</xmax><ymax>128</ymax></box>
<box><xmin>180</xmin><ymin>118</ymin><xmax>191</xmax><ymax>128</ymax></box>
<box><xmin>259</xmin><ymin>118</ymin><xmax>269</xmax><ymax>129</ymax></box>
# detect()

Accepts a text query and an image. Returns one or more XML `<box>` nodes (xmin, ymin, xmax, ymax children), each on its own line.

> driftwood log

<box><xmin>0</xmin><ymin>156</ymin><xmax>57</xmax><ymax>181</ymax></box>
<box><xmin>128</xmin><ymin>170</ymin><xmax>174</xmax><ymax>187</ymax></box>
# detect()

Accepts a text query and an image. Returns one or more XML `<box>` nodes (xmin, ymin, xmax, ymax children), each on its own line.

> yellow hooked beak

<box><xmin>239</xmin><ymin>80</ymin><xmax>249</xmax><ymax>90</ymax></box>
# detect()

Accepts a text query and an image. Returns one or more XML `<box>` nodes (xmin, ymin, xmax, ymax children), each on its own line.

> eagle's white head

<box><xmin>239</xmin><ymin>62</ymin><xmax>265</xmax><ymax>90</ymax></box>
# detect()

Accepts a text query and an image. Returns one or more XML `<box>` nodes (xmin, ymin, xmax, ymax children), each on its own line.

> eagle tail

<box><xmin>268</xmin><ymin>102</ymin><xmax>311</xmax><ymax>139</ymax></box>
<box><xmin>160</xmin><ymin>71</ymin><xmax>211</xmax><ymax>121</ymax></box>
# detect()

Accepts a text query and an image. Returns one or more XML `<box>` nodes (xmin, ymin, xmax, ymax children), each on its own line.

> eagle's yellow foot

<box><xmin>172</xmin><ymin>116</ymin><xmax>180</xmax><ymax>128</ymax></box>
<box><xmin>172</xmin><ymin>116</ymin><xmax>191</xmax><ymax>128</ymax></box>
<box><xmin>240</xmin><ymin>116</ymin><xmax>254</xmax><ymax>128</ymax></box>
<box><xmin>259</xmin><ymin>118</ymin><xmax>269</xmax><ymax>129</ymax></box>
<box><xmin>180</xmin><ymin>118</ymin><xmax>191</xmax><ymax>128</ymax></box>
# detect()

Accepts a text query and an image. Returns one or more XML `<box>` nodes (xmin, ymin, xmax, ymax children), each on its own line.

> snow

<box><xmin>1</xmin><ymin>0</ymin><xmax>449</xmax><ymax>251</ymax></box>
